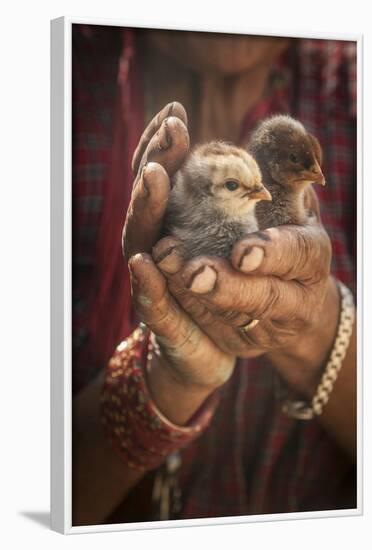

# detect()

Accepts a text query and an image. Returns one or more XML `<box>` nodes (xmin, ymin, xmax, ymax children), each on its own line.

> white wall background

<box><xmin>0</xmin><ymin>0</ymin><xmax>370</xmax><ymax>548</ymax></box>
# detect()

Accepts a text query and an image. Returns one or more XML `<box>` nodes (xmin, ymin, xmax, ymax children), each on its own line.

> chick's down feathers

<box><xmin>163</xmin><ymin>141</ymin><xmax>271</xmax><ymax>259</ymax></box>
<box><xmin>248</xmin><ymin>115</ymin><xmax>325</xmax><ymax>228</ymax></box>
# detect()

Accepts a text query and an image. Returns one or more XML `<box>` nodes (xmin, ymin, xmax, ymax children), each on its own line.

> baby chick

<box><xmin>163</xmin><ymin>141</ymin><xmax>272</xmax><ymax>259</ymax></box>
<box><xmin>248</xmin><ymin>115</ymin><xmax>325</xmax><ymax>229</ymax></box>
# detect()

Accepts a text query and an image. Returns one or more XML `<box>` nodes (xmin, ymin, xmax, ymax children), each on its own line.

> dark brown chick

<box><xmin>248</xmin><ymin>115</ymin><xmax>325</xmax><ymax>229</ymax></box>
<box><xmin>163</xmin><ymin>141</ymin><xmax>272</xmax><ymax>259</ymax></box>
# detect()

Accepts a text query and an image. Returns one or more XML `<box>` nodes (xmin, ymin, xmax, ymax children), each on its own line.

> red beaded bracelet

<box><xmin>101</xmin><ymin>324</ymin><xmax>219</xmax><ymax>471</ymax></box>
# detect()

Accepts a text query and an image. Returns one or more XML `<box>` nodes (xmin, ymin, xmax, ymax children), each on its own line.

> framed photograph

<box><xmin>51</xmin><ymin>16</ymin><xmax>362</xmax><ymax>534</ymax></box>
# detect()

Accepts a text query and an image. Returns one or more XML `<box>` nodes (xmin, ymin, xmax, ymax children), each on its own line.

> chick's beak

<box><xmin>249</xmin><ymin>187</ymin><xmax>272</xmax><ymax>201</ymax></box>
<box><xmin>311</xmin><ymin>160</ymin><xmax>326</xmax><ymax>186</ymax></box>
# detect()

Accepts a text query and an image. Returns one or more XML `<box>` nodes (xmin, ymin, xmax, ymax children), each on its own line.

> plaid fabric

<box><xmin>72</xmin><ymin>25</ymin><xmax>123</xmax><ymax>391</ymax></box>
<box><xmin>72</xmin><ymin>27</ymin><xmax>356</xmax><ymax>518</ymax></box>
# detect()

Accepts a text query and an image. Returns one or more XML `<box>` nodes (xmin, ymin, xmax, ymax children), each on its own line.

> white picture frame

<box><xmin>51</xmin><ymin>16</ymin><xmax>363</xmax><ymax>535</ymax></box>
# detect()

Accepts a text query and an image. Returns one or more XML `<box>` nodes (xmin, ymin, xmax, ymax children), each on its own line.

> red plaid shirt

<box><xmin>72</xmin><ymin>26</ymin><xmax>356</xmax><ymax>519</ymax></box>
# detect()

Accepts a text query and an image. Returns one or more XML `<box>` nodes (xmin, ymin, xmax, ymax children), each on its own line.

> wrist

<box><xmin>146</xmin><ymin>339</ymin><xmax>218</xmax><ymax>425</ymax></box>
<box><xmin>101</xmin><ymin>326</ymin><xmax>219</xmax><ymax>471</ymax></box>
<box><xmin>267</xmin><ymin>277</ymin><xmax>340</xmax><ymax>398</ymax></box>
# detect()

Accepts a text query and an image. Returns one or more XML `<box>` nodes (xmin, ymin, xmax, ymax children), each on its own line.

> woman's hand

<box><xmin>152</xmin><ymin>184</ymin><xmax>339</xmax><ymax>399</ymax></box>
<box><xmin>124</xmin><ymin>102</ymin><xmax>355</xmax><ymax>457</ymax></box>
<box><xmin>122</xmin><ymin>102</ymin><xmax>236</xmax><ymax>423</ymax></box>
<box><xmin>153</xmin><ymin>220</ymin><xmax>356</xmax><ymax>458</ymax></box>
<box><xmin>124</xmin><ymin>101</ymin><xmax>337</xmax><ymax>400</ymax></box>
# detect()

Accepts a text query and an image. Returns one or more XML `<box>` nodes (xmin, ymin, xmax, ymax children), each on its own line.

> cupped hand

<box><xmin>123</xmin><ymin>102</ymin><xmax>235</xmax><ymax>391</ymax></box>
<box><xmin>152</xmin><ymin>189</ymin><xmax>338</xmax><ymax>396</ymax></box>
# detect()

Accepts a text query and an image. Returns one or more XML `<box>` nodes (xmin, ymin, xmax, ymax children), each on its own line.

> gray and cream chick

<box><xmin>163</xmin><ymin>141</ymin><xmax>272</xmax><ymax>259</ymax></box>
<box><xmin>248</xmin><ymin>115</ymin><xmax>325</xmax><ymax>229</ymax></box>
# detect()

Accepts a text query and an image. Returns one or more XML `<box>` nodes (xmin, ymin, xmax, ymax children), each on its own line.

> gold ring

<box><xmin>239</xmin><ymin>319</ymin><xmax>260</xmax><ymax>333</ymax></box>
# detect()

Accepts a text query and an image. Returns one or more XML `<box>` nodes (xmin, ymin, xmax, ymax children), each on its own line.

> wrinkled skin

<box><xmin>123</xmin><ymin>102</ymin><xmax>333</xmax><ymax>392</ymax></box>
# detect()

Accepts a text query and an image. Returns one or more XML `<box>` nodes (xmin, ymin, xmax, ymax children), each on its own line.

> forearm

<box><xmin>72</xmin><ymin>370</ymin><xmax>144</xmax><ymax>526</ymax></box>
<box><xmin>267</xmin><ymin>277</ymin><xmax>356</xmax><ymax>459</ymax></box>
<box><xmin>73</xmin><ymin>324</ymin><xmax>223</xmax><ymax>527</ymax></box>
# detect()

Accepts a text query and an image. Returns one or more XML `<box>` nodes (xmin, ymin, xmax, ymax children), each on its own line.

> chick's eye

<box><xmin>225</xmin><ymin>180</ymin><xmax>239</xmax><ymax>191</ymax></box>
<box><xmin>289</xmin><ymin>153</ymin><xmax>299</xmax><ymax>163</ymax></box>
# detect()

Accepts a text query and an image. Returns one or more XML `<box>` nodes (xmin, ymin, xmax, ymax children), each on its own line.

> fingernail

<box><xmin>153</xmin><ymin>245</ymin><xmax>175</xmax><ymax>264</ymax></box>
<box><xmin>154</xmin><ymin>246</ymin><xmax>182</xmax><ymax>274</ymax></box>
<box><xmin>157</xmin><ymin>119</ymin><xmax>170</xmax><ymax>150</ymax></box>
<box><xmin>187</xmin><ymin>265</ymin><xmax>217</xmax><ymax>294</ymax></box>
<box><xmin>239</xmin><ymin>246</ymin><xmax>264</xmax><ymax>272</ymax></box>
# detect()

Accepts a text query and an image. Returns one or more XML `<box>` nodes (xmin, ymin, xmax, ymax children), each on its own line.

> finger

<box><xmin>133</xmin><ymin>116</ymin><xmax>189</xmax><ymax>182</ymax></box>
<box><xmin>132</xmin><ymin>103</ymin><xmax>188</xmax><ymax>176</ymax></box>
<box><xmin>152</xmin><ymin>244</ymin><xmax>256</xmax><ymax>355</ymax></box>
<box><xmin>132</xmin><ymin>102</ymin><xmax>188</xmax><ymax>175</ymax></box>
<box><xmin>151</xmin><ymin>242</ymin><xmax>296</xmax><ymax>356</ymax></box>
<box><xmin>231</xmin><ymin>224</ymin><xmax>331</xmax><ymax>282</ymax></box>
<box><xmin>128</xmin><ymin>253</ymin><xmax>220</xmax><ymax>364</ymax></box>
<box><xmin>152</xmin><ymin>236</ymin><xmax>185</xmax><ymax>275</ymax></box>
<box><xmin>181</xmin><ymin>256</ymin><xmax>312</xmax><ymax>323</ymax></box>
<box><xmin>124</xmin><ymin>117</ymin><xmax>189</xmax><ymax>260</ymax></box>
<box><xmin>236</xmin><ymin>318</ymin><xmax>304</xmax><ymax>351</ymax></box>
<box><xmin>152</xmin><ymin>244</ymin><xmax>307</xmax><ymax>354</ymax></box>
<box><xmin>153</xmin><ymin>240</ymin><xmax>261</xmax><ymax>332</ymax></box>
<box><xmin>152</xmin><ymin>240</ymin><xmax>217</xmax><ymax>331</ymax></box>
<box><xmin>152</xmin><ymin>245</ymin><xmax>295</xmax><ymax>355</ymax></box>
<box><xmin>153</xmin><ymin>242</ymin><xmax>231</xmax><ymax>327</ymax></box>
<box><xmin>123</xmin><ymin>162</ymin><xmax>170</xmax><ymax>260</ymax></box>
